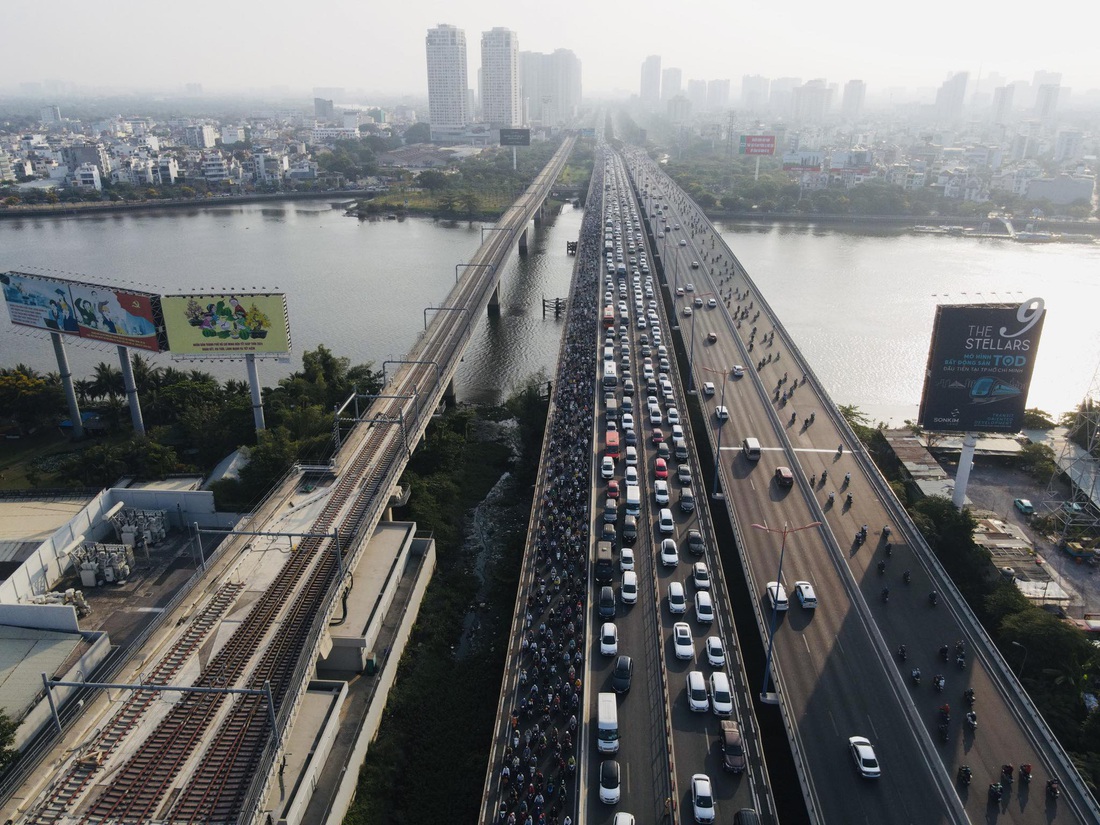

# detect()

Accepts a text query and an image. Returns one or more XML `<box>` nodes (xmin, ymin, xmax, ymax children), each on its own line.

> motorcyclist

<box><xmin>965</xmin><ymin>710</ymin><xmax>977</xmax><ymax>729</ymax></box>
<box><xmin>846</xmin><ymin>492</ymin><xmax>853</xmax><ymax>505</ymax></box>
<box><xmin>929</xmin><ymin>591</ymin><xmax>938</xmax><ymax>605</ymax></box>
<box><xmin>940</xmin><ymin>644</ymin><xmax>950</xmax><ymax>660</ymax></box>
<box><xmin>934</xmin><ymin>674</ymin><xmax>945</xmax><ymax>691</ymax></box>
<box><xmin>809</xmin><ymin>473</ymin><xmax>816</xmax><ymax>486</ymax></box>
<box><xmin>939</xmin><ymin>702</ymin><xmax>950</xmax><ymax>718</ymax></box>
<box><xmin>827</xmin><ymin>491</ymin><xmax>835</xmax><ymax>504</ymax></box>
<box><xmin>903</xmin><ymin>570</ymin><xmax>911</xmax><ymax>584</ymax></box>
<box><xmin>898</xmin><ymin>644</ymin><xmax>907</xmax><ymax>660</ymax></box>
<box><xmin>881</xmin><ymin>587</ymin><xmax>890</xmax><ymax>602</ymax></box>
<box><xmin>877</xmin><ymin>560</ymin><xmax>887</xmax><ymax>574</ymax></box>
<box><xmin>911</xmin><ymin>667</ymin><xmax>921</xmax><ymax>683</ymax></box>
<box><xmin>1020</xmin><ymin>763</ymin><xmax>1032</xmax><ymax>783</ymax></box>
<box><xmin>958</xmin><ymin>765</ymin><xmax>972</xmax><ymax>784</ymax></box>
<box><xmin>964</xmin><ymin>688</ymin><xmax>975</xmax><ymax>704</ymax></box>
<box><xmin>844</xmin><ymin>472</ymin><xmax>851</xmax><ymax>485</ymax></box>
<box><xmin>821</xmin><ymin>469</ymin><xmax>828</xmax><ymax>482</ymax></box>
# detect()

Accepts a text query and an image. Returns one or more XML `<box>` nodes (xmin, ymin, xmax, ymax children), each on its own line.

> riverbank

<box><xmin>704</xmin><ymin>210</ymin><xmax>1100</xmax><ymax>236</ymax></box>
<box><xmin>0</xmin><ymin>189</ymin><xmax>369</xmax><ymax>219</ymax></box>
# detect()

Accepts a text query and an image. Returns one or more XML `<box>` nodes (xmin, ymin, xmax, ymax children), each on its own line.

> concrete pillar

<box><xmin>487</xmin><ymin>284</ymin><xmax>500</xmax><ymax>316</ymax></box>
<box><xmin>51</xmin><ymin>333</ymin><xmax>83</xmax><ymax>439</ymax></box>
<box><xmin>442</xmin><ymin>379</ymin><xmax>457</xmax><ymax>407</ymax></box>
<box><xmin>952</xmin><ymin>432</ymin><xmax>978</xmax><ymax>509</ymax></box>
<box><xmin>518</xmin><ymin>227</ymin><xmax>528</xmax><ymax>255</ymax></box>
<box><xmin>116</xmin><ymin>345</ymin><xmax>145</xmax><ymax>436</ymax></box>
<box><xmin>533</xmin><ymin>202</ymin><xmax>543</xmax><ymax>227</ymax></box>
<box><xmin>246</xmin><ymin>353</ymin><xmax>266</xmax><ymax>432</ymax></box>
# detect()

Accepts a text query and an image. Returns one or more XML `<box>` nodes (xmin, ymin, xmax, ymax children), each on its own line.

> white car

<box><xmin>686</xmin><ymin>670</ymin><xmax>709</xmax><ymax>712</ymax></box>
<box><xmin>621</xmin><ymin>412</ymin><xmax>634</xmax><ymax>431</ymax></box>
<box><xmin>705</xmin><ymin>635</ymin><xmax>726</xmax><ymax>668</ymax></box>
<box><xmin>601</xmin><ymin>456</ymin><xmax>615</xmax><ymax>479</ymax></box>
<box><xmin>600</xmin><ymin>622</ymin><xmax>618</xmax><ymax>656</ymax></box>
<box><xmin>694</xmin><ymin>591</ymin><xmax>714</xmax><ymax>623</ymax></box>
<box><xmin>679</xmin><ymin>239</ymin><xmax>687</xmax><ymax>246</ymax></box>
<box><xmin>731</xmin><ymin>365</ymin><xmax>745</xmax><ymax>378</ymax></box>
<box><xmin>715</xmin><ymin>406</ymin><xmax>729</xmax><ymax>421</ymax></box>
<box><xmin>654</xmin><ymin>479</ymin><xmax>670</xmax><ymax>504</ymax></box>
<box><xmin>685</xmin><ymin>283</ymin><xmax>695</xmax><ymax>292</ymax></box>
<box><xmin>795</xmin><ymin>580</ymin><xmax>818</xmax><ymax>609</ymax></box>
<box><xmin>767</xmin><ymin>581</ymin><xmax>789</xmax><ymax>611</ymax></box>
<box><xmin>621</xmin><ymin>570</ymin><xmax>638</xmax><ymax>604</ymax></box>
<box><xmin>620</xmin><ymin>547</ymin><xmax>635</xmax><ymax>572</ymax></box>
<box><xmin>660</xmin><ymin>537</ymin><xmax>678</xmax><ymax>567</ymax></box>
<box><xmin>667</xmin><ymin>407</ymin><xmax>680</xmax><ymax>425</ymax></box>
<box><xmin>668</xmin><ymin>581</ymin><xmax>687</xmax><ymax>614</ymax></box>
<box><xmin>683</xmin><ymin>306</ymin><xmax>693</xmax><ymax>317</ymax></box>
<box><xmin>600</xmin><ymin>759</ymin><xmax>621</xmax><ymax>803</ymax></box>
<box><xmin>693</xmin><ymin>562</ymin><xmax>711</xmax><ymax>590</ymax></box>
<box><xmin>691</xmin><ymin>773</ymin><xmax>716</xmax><ymax>823</ymax></box>
<box><xmin>707</xmin><ymin>298</ymin><xmax>717</xmax><ymax>308</ymax></box>
<box><xmin>625</xmin><ymin>466</ymin><xmax>639</xmax><ymax>486</ymax></box>
<box><xmin>709</xmin><ymin>671</ymin><xmax>733</xmax><ymax>716</ymax></box>
<box><xmin>672</xmin><ymin>621</ymin><xmax>694</xmax><ymax>659</ymax></box>
<box><xmin>849</xmin><ymin>735</ymin><xmax>881</xmax><ymax>778</ymax></box>
<box><xmin>703</xmin><ymin>381</ymin><xmax>715</xmax><ymax>396</ymax></box>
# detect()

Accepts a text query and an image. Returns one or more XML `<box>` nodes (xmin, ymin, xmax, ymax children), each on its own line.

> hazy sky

<box><xmin>4</xmin><ymin>0</ymin><xmax>1099</xmax><ymax>100</ymax></box>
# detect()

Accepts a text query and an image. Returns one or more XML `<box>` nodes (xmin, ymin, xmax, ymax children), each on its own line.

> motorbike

<box><xmin>877</xmin><ymin>560</ymin><xmax>887</xmax><ymax>575</ymax></box>
<box><xmin>989</xmin><ymin>782</ymin><xmax>1004</xmax><ymax>802</ymax></box>
<box><xmin>881</xmin><ymin>587</ymin><xmax>890</xmax><ymax>603</ymax></box>
<box><xmin>1020</xmin><ymin>764</ymin><xmax>1032</xmax><ymax>785</ymax></box>
<box><xmin>1047</xmin><ymin>779</ymin><xmax>1060</xmax><ymax>799</ymax></box>
<box><xmin>957</xmin><ymin>654</ymin><xmax>966</xmax><ymax>670</ymax></box>
<box><xmin>911</xmin><ymin>668</ymin><xmax>921</xmax><ymax>685</ymax></box>
<box><xmin>897</xmin><ymin>645</ymin><xmax>907</xmax><ymax>661</ymax></box>
<box><xmin>934</xmin><ymin>674</ymin><xmax>945</xmax><ymax>692</ymax></box>
<box><xmin>964</xmin><ymin>688</ymin><xmax>975</xmax><ymax>706</ymax></box>
<box><xmin>1002</xmin><ymin>764</ymin><xmax>1014</xmax><ymax>783</ymax></box>
<box><xmin>929</xmin><ymin>591</ymin><xmax>939</xmax><ymax>606</ymax></box>
<box><xmin>958</xmin><ymin>765</ymin><xmax>972</xmax><ymax>785</ymax></box>
<box><xmin>941</xmin><ymin>645</ymin><xmax>950</xmax><ymax>661</ymax></box>
<box><xmin>965</xmin><ymin>711</ymin><xmax>977</xmax><ymax>730</ymax></box>
<box><xmin>821</xmin><ymin>469</ymin><xmax>828</xmax><ymax>482</ymax></box>
<box><xmin>790</xmin><ymin>411</ymin><xmax>797</xmax><ymax>425</ymax></box>
<box><xmin>844</xmin><ymin>472</ymin><xmax>851</xmax><ymax>486</ymax></box>
<box><xmin>837</xmin><ymin>444</ymin><xmax>844</xmax><ymax>455</ymax></box>
<box><xmin>938</xmin><ymin>723</ymin><xmax>949</xmax><ymax>742</ymax></box>
<box><xmin>884</xmin><ymin>542</ymin><xmax>892</xmax><ymax>557</ymax></box>
<box><xmin>883</xmin><ymin>525</ymin><xmax>891</xmax><ymax>538</ymax></box>
<box><xmin>846</xmin><ymin>492</ymin><xmax>854</xmax><ymax>506</ymax></box>
<box><xmin>827</xmin><ymin>491</ymin><xmax>835</xmax><ymax>504</ymax></box>
<box><xmin>903</xmin><ymin>570</ymin><xmax>911</xmax><ymax>584</ymax></box>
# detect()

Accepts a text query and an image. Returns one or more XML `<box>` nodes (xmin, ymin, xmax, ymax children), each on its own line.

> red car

<box><xmin>651</xmin><ymin>428</ymin><xmax>665</xmax><ymax>444</ymax></box>
<box><xmin>654</xmin><ymin>458</ymin><xmax>669</xmax><ymax>479</ymax></box>
<box><xmin>607</xmin><ymin>479</ymin><xmax>620</xmax><ymax>498</ymax></box>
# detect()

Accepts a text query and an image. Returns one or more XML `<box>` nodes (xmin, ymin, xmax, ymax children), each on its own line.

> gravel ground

<box><xmin>959</xmin><ymin>460</ymin><xmax>1100</xmax><ymax>616</ymax></box>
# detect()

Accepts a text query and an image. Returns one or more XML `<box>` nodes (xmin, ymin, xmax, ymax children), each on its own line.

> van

<box><xmin>625</xmin><ymin>485</ymin><xmax>641</xmax><ymax>517</ymax></box>
<box><xmin>597</xmin><ymin>692</ymin><xmax>619</xmax><ymax>753</ymax></box>
<box><xmin>599</xmin><ymin>585</ymin><xmax>616</xmax><ymax>618</ymax></box>
<box><xmin>674</xmin><ymin>438</ymin><xmax>689</xmax><ymax>461</ymax></box>
<box><xmin>658</xmin><ymin>508</ymin><xmax>675</xmax><ymax>534</ymax></box>
<box><xmin>595</xmin><ymin>541</ymin><xmax>614</xmax><ymax>584</ymax></box>
<box><xmin>742</xmin><ymin>437</ymin><xmax>762</xmax><ymax>461</ymax></box>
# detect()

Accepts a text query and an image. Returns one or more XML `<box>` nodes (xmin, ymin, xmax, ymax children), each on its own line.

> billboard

<box><xmin>161</xmin><ymin>293</ymin><xmax>291</xmax><ymax>357</ymax></box>
<box><xmin>499</xmin><ymin>128</ymin><xmax>531</xmax><ymax>146</ymax></box>
<box><xmin>0</xmin><ymin>271</ymin><xmax>166</xmax><ymax>352</ymax></box>
<box><xmin>782</xmin><ymin>151</ymin><xmax>823</xmax><ymax>172</ymax></box>
<box><xmin>740</xmin><ymin>135</ymin><xmax>776</xmax><ymax>156</ymax></box>
<box><xmin>917</xmin><ymin>299</ymin><xmax>1046</xmax><ymax>433</ymax></box>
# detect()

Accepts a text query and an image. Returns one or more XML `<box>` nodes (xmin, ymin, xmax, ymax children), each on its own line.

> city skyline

<box><xmin>2</xmin><ymin>0</ymin><xmax>1099</xmax><ymax>102</ymax></box>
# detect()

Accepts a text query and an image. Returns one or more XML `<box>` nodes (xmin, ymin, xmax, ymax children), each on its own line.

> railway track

<box><xmin>53</xmin><ymin>138</ymin><xmax>577</xmax><ymax>824</ymax></box>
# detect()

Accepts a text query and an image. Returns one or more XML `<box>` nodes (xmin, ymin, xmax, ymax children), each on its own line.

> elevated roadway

<box><xmin>626</xmin><ymin>150</ymin><xmax>1098</xmax><ymax>825</ymax></box>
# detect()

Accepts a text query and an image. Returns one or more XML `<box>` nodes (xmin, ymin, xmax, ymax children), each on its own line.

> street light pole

<box><xmin>752</xmin><ymin>520</ymin><xmax>822</xmax><ymax>704</ymax></box>
<box><xmin>1011</xmin><ymin>640</ymin><xmax>1029</xmax><ymax>680</ymax></box>
<box><xmin>704</xmin><ymin>367</ymin><xmax>729</xmax><ymax>499</ymax></box>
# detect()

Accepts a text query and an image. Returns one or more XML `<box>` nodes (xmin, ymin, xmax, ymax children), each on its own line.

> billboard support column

<box><xmin>117</xmin><ymin>346</ymin><xmax>145</xmax><ymax>437</ymax></box>
<box><xmin>246</xmin><ymin>353</ymin><xmax>266</xmax><ymax>433</ymax></box>
<box><xmin>51</xmin><ymin>333</ymin><xmax>83</xmax><ymax>439</ymax></box>
<box><xmin>952</xmin><ymin>432</ymin><xmax>978</xmax><ymax>509</ymax></box>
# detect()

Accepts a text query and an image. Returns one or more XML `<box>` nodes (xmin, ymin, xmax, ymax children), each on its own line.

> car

<box><xmin>656</xmin><ymin>442</ymin><xmax>671</xmax><ymax>463</ymax></box>
<box><xmin>673</xmin><ymin>621</ymin><xmax>694</xmax><ymax>659</ymax></box>
<box><xmin>691</xmin><ymin>773</ymin><xmax>716</xmax><ymax>823</ymax></box>
<box><xmin>667</xmin><ymin>407</ymin><xmax>680</xmax><ymax>425</ymax></box>
<box><xmin>620</xmin><ymin>547</ymin><xmax>635</xmax><ymax>571</ymax></box>
<box><xmin>715</xmin><ymin>406</ymin><xmax>729</xmax><ymax>421</ymax></box>
<box><xmin>703</xmin><ymin>381</ymin><xmax>715</xmax><ymax>396</ymax></box>
<box><xmin>678</xmin><ymin>464</ymin><xmax>692</xmax><ymax>485</ymax></box>
<box><xmin>775</xmin><ymin>466</ymin><xmax>794</xmax><ymax>488</ymax></box>
<box><xmin>660</xmin><ymin>537</ymin><xmax>679</xmax><ymax>567</ymax></box>
<box><xmin>680</xmin><ymin>488</ymin><xmax>696</xmax><ymax>513</ymax></box>
<box><xmin>1013</xmin><ymin>498</ymin><xmax>1034</xmax><ymax>514</ymax></box>
<box><xmin>693</xmin><ymin>562</ymin><xmax>711</xmax><ymax>590</ymax></box>
<box><xmin>705</xmin><ymin>635</ymin><xmax>726</xmax><ymax>668</ymax></box>
<box><xmin>1064</xmin><ymin>501</ymin><xmax>1085</xmax><ymax>514</ymax></box>
<box><xmin>695</xmin><ymin>591</ymin><xmax>714</xmax><ymax>623</ymax></box>
<box><xmin>599</xmin><ymin>585</ymin><xmax>616</xmax><ymax>618</ymax></box>
<box><xmin>685</xmin><ymin>283</ymin><xmax>695</xmax><ymax>292</ymax></box>
<box><xmin>655</xmin><ymin>479</ymin><xmax>670</xmax><ymax>504</ymax></box>
<box><xmin>658</xmin><ymin>507</ymin><xmax>674</xmax><ymax>533</ymax></box>
<box><xmin>683</xmin><ymin>306</ymin><xmax>693</xmax><ymax>317</ymax></box>
<box><xmin>710</xmin><ymin>671</ymin><xmax>733</xmax><ymax>715</ymax></box>
<box><xmin>849</xmin><ymin>736</ymin><xmax>881</xmax><ymax>778</ymax></box>
<box><xmin>601</xmin><ymin>456</ymin><xmax>615</xmax><ymax>479</ymax></box>
<box><xmin>671</xmin><ymin>424</ymin><xmax>684</xmax><ymax>440</ymax></box>
<box><xmin>676</xmin><ymin>287</ymin><xmax>685</xmax><ymax>296</ymax></box>
<box><xmin>600</xmin><ymin>621</ymin><xmax>618</xmax><ymax>656</ymax></box>
<box><xmin>686</xmin><ymin>670</ymin><xmax>709</xmax><ymax>712</ymax></box>
<box><xmin>611</xmin><ymin>655</ymin><xmax>633</xmax><ymax>693</ymax></box>
<box><xmin>651</xmin><ymin>427</ymin><xmax>665</xmax><ymax>444</ymax></box>
<box><xmin>668</xmin><ymin>581</ymin><xmax>687</xmax><ymax>614</ymax></box>
<box><xmin>600</xmin><ymin>759</ymin><xmax>621</xmax><ymax>803</ymax></box>
<box><xmin>604</xmin><ymin>497</ymin><xmax>618</xmax><ymax>523</ymax></box>
<box><xmin>694</xmin><ymin>297</ymin><xmax>704</xmax><ymax>308</ymax></box>
<box><xmin>621</xmin><ymin>412</ymin><xmax>634</xmax><ymax>431</ymax></box>
<box><xmin>708</xmin><ymin>298</ymin><xmax>717</xmax><ymax>308</ymax></box>
<box><xmin>731</xmin><ymin>365</ymin><xmax>745</xmax><ymax>378</ymax></box>
<box><xmin>654</xmin><ymin>457</ymin><xmax>668</xmax><ymax>478</ymax></box>
<box><xmin>721</xmin><ymin>720</ymin><xmax>746</xmax><ymax>773</ymax></box>
<box><xmin>601</xmin><ymin>521</ymin><xmax>617</xmax><ymax>545</ymax></box>
<box><xmin>648</xmin><ymin>404</ymin><xmax>661</xmax><ymax>424</ymax></box>
<box><xmin>767</xmin><ymin>581</ymin><xmax>789</xmax><ymax>611</ymax></box>
<box><xmin>624</xmin><ymin>429</ymin><xmax>637</xmax><ymax>446</ymax></box>
<box><xmin>607</xmin><ymin>479</ymin><xmax>620</xmax><ymax>498</ymax></box>
<box><xmin>679</xmin><ymin>239</ymin><xmax>688</xmax><ymax>246</ymax></box>
<box><xmin>621</xmin><ymin>570</ymin><xmax>639</xmax><ymax>604</ymax></box>
<box><xmin>623</xmin><ymin>378</ymin><xmax>635</xmax><ymax>394</ymax></box>
<box><xmin>795</xmin><ymin>580</ymin><xmax>817</xmax><ymax>608</ymax></box>
<box><xmin>707</xmin><ymin>332</ymin><xmax>718</xmax><ymax>343</ymax></box>
<box><xmin>691</xmin><ymin>260</ymin><xmax>700</xmax><ymax>269</ymax></box>
<box><xmin>686</xmin><ymin>529</ymin><xmax>705</xmax><ymax>556</ymax></box>
<box><xmin>625</xmin><ymin>446</ymin><xmax>638</xmax><ymax>466</ymax></box>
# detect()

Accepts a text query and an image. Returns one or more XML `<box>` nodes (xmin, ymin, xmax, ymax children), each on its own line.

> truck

<box><xmin>597</xmin><ymin>692</ymin><xmax>619</xmax><ymax>753</ymax></box>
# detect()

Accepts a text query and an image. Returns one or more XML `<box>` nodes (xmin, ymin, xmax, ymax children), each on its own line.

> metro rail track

<box><xmin>27</xmin><ymin>138</ymin><xmax>577</xmax><ymax>825</ymax></box>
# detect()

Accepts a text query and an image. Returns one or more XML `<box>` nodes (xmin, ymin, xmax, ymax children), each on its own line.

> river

<box><xmin>1</xmin><ymin>203</ymin><xmax>1097</xmax><ymax>420</ymax></box>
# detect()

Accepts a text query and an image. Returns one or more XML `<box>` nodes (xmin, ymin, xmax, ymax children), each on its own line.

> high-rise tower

<box><xmin>425</xmin><ymin>24</ymin><xmax>469</xmax><ymax>141</ymax></box>
<box><xmin>481</xmin><ymin>27</ymin><xmax>521</xmax><ymax>128</ymax></box>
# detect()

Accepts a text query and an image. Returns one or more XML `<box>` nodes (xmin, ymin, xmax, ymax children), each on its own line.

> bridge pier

<box><xmin>442</xmin><ymin>378</ymin><xmax>457</xmax><ymax>408</ymax></box>
<box><xmin>518</xmin><ymin>227</ymin><xmax>529</xmax><ymax>255</ymax></box>
<box><xmin>533</xmin><ymin>200</ymin><xmax>544</xmax><ymax>227</ymax></box>
<box><xmin>487</xmin><ymin>284</ymin><xmax>501</xmax><ymax>315</ymax></box>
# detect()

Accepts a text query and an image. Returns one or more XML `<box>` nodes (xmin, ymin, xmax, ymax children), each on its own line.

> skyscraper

<box><xmin>991</xmin><ymin>85</ymin><xmax>1014</xmax><ymax>124</ymax></box>
<box><xmin>741</xmin><ymin>75</ymin><xmax>770</xmax><ymax>111</ymax></box>
<box><xmin>481</xmin><ymin>27</ymin><xmax>521</xmax><ymax>128</ymax></box>
<box><xmin>520</xmin><ymin>49</ymin><xmax>582</xmax><ymax>127</ymax></box>
<box><xmin>687</xmin><ymin>79</ymin><xmax>707</xmax><ymax>111</ymax></box>
<box><xmin>425</xmin><ymin>24</ymin><xmax>469</xmax><ymax>140</ymax></box>
<box><xmin>792</xmin><ymin>79</ymin><xmax>832</xmax><ymax>123</ymax></box>
<box><xmin>640</xmin><ymin>56</ymin><xmax>661</xmax><ymax>105</ymax></box>
<box><xmin>841</xmin><ymin>80</ymin><xmax>865</xmax><ymax>121</ymax></box>
<box><xmin>661</xmin><ymin>67</ymin><xmax>682</xmax><ymax>101</ymax></box>
<box><xmin>707</xmin><ymin>79</ymin><xmax>730</xmax><ymax>111</ymax></box>
<box><xmin>934</xmin><ymin>71</ymin><xmax>969</xmax><ymax>121</ymax></box>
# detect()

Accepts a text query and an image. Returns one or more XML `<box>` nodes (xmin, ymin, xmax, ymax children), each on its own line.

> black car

<box><xmin>611</xmin><ymin>655</ymin><xmax>633</xmax><ymax>693</ymax></box>
<box><xmin>686</xmin><ymin>529</ymin><xmax>705</xmax><ymax>556</ymax></box>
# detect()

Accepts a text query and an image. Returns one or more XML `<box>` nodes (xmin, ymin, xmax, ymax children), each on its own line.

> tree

<box><xmin>88</xmin><ymin>362</ymin><xmax>124</xmax><ymax>401</ymax></box>
<box><xmin>1022</xmin><ymin>408</ymin><xmax>1055</xmax><ymax>429</ymax></box>
<box><xmin>404</xmin><ymin>122</ymin><xmax>431</xmax><ymax>144</ymax></box>
<box><xmin>416</xmin><ymin>170</ymin><xmax>449</xmax><ymax>193</ymax></box>
<box><xmin>0</xmin><ymin>711</ymin><xmax>16</xmax><ymax>772</ymax></box>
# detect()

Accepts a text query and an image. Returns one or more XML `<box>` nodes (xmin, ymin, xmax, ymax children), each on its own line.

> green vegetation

<box><xmin>0</xmin><ymin>711</ymin><xmax>17</xmax><ymax>773</ymax></box>
<box><xmin>850</xmin><ymin>419</ymin><xmax>1100</xmax><ymax>794</ymax></box>
<box><xmin>344</xmin><ymin>382</ymin><xmax>548</xmax><ymax>824</ymax></box>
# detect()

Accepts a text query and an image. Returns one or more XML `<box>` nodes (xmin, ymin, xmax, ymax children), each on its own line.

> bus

<box><xmin>602</xmin><ymin>361</ymin><xmax>617</xmax><ymax>387</ymax></box>
<box><xmin>605</xmin><ymin>430</ymin><xmax>620</xmax><ymax>459</ymax></box>
<box><xmin>602</xmin><ymin>306</ymin><xmax>615</xmax><ymax>328</ymax></box>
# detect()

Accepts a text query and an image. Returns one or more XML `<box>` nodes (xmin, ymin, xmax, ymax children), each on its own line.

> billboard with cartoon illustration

<box><xmin>161</xmin><ymin>293</ymin><xmax>291</xmax><ymax>356</ymax></box>
<box><xmin>917</xmin><ymin>299</ymin><xmax>1046</xmax><ymax>433</ymax></box>
<box><xmin>0</xmin><ymin>271</ymin><xmax>166</xmax><ymax>352</ymax></box>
